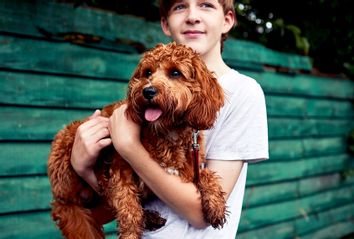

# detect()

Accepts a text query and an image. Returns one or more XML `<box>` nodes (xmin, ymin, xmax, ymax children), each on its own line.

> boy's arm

<box><xmin>109</xmin><ymin>105</ymin><xmax>243</xmax><ymax>228</ymax></box>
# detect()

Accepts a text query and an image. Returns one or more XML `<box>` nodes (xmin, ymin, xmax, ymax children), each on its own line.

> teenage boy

<box><xmin>71</xmin><ymin>1</ymin><xmax>268</xmax><ymax>238</ymax></box>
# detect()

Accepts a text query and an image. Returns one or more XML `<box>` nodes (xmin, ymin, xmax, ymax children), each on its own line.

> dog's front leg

<box><xmin>108</xmin><ymin>169</ymin><xmax>144</xmax><ymax>239</ymax></box>
<box><xmin>198</xmin><ymin>169</ymin><xmax>227</xmax><ymax>229</ymax></box>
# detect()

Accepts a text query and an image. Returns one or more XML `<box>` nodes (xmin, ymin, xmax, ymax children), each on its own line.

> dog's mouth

<box><xmin>144</xmin><ymin>107</ymin><xmax>163</xmax><ymax>122</ymax></box>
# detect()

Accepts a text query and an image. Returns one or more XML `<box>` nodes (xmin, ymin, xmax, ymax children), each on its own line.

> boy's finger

<box><xmin>88</xmin><ymin>109</ymin><xmax>101</xmax><ymax>120</ymax></box>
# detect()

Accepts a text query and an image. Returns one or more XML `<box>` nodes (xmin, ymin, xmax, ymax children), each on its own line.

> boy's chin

<box><xmin>177</xmin><ymin>41</ymin><xmax>204</xmax><ymax>55</ymax></box>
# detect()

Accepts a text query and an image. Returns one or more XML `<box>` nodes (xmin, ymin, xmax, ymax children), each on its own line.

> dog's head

<box><xmin>126</xmin><ymin>43</ymin><xmax>224</xmax><ymax>132</ymax></box>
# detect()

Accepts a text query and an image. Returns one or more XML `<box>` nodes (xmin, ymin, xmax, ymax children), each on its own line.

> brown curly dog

<box><xmin>48</xmin><ymin>42</ymin><xmax>227</xmax><ymax>239</ymax></box>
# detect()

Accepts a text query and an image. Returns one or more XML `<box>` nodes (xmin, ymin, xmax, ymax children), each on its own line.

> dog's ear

<box><xmin>185</xmin><ymin>58</ymin><xmax>224</xmax><ymax>130</ymax></box>
<box><xmin>125</xmin><ymin>62</ymin><xmax>144</xmax><ymax>124</ymax></box>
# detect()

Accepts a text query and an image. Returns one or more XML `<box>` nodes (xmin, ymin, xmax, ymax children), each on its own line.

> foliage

<box><xmin>62</xmin><ymin>0</ymin><xmax>354</xmax><ymax>78</ymax></box>
<box><xmin>233</xmin><ymin>0</ymin><xmax>354</xmax><ymax>78</ymax></box>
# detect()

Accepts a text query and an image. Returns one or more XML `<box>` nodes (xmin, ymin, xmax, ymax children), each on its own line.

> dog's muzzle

<box><xmin>143</xmin><ymin>86</ymin><xmax>158</xmax><ymax>100</ymax></box>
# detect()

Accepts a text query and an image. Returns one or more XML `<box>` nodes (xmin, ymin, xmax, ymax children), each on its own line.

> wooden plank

<box><xmin>0</xmin><ymin>71</ymin><xmax>128</xmax><ymax>108</ymax></box>
<box><xmin>1</xmin><ymin>192</ymin><xmax>352</xmax><ymax>239</ymax></box>
<box><xmin>1</xmin><ymin>163</ymin><xmax>352</xmax><ymax>214</ymax></box>
<box><xmin>1</xmin><ymin>107</ymin><xmax>352</xmax><ymax>141</ymax></box>
<box><xmin>269</xmin><ymin>137</ymin><xmax>347</xmax><ymax>161</ymax></box>
<box><xmin>0</xmin><ymin>0</ymin><xmax>312</xmax><ymax>70</ymax></box>
<box><xmin>0</xmin><ymin>35</ymin><xmax>139</xmax><ymax>79</ymax></box>
<box><xmin>0</xmin><ymin>211</ymin><xmax>61</xmax><ymax>239</ymax></box>
<box><xmin>0</xmin><ymin>0</ymin><xmax>169</xmax><ymax>49</ymax></box>
<box><xmin>295</xmin><ymin>205</ymin><xmax>354</xmax><ymax>238</ymax></box>
<box><xmin>242</xmin><ymin>70</ymin><xmax>354</xmax><ymax>100</ymax></box>
<box><xmin>247</xmin><ymin>154</ymin><xmax>350</xmax><ymax>185</ymax></box>
<box><xmin>239</xmin><ymin>185</ymin><xmax>354</xmax><ymax>232</ymax></box>
<box><xmin>244</xmin><ymin>174</ymin><xmax>344</xmax><ymax>207</ymax></box>
<box><xmin>0</xmin><ymin>137</ymin><xmax>346</xmax><ymax>177</ymax></box>
<box><xmin>0</xmin><ymin>142</ymin><xmax>49</xmax><ymax>176</ymax></box>
<box><xmin>0</xmin><ymin>210</ymin><xmax>116</xmax><ymax>239</ymax></box>
<box><xmin>223</xmin><ymin>39</ymin><xmax>312</xmax><ymax>71</ymax></box>
<box><xmin>238</xmin><ymin>203</ymin><xmax>354</xmax><ymax>239</ymax></box>
<box><xmin>0</xmin><ymin>107</ymin><xmax>91</xmax><ymax>141</ymax></box>
<box><xmin>1</xmin><ymin>70</ymin><xmax>353</xmax><ymax>118</ymax></box>
<box><xmin>300</xmin><ymin>221</ymin><xmax>354</xmax><ymax>239</ymax></box>
<box><xmin>1</xmin><ymin>35</ymin><xmax>353</xmax><ymax>100</ymax></box>
<box><xmin>0</xmin><ymin>176</ymin><xmax>51</xmax><ymax>214</ymax></box>
<box><xmin>268</xmin><ymin>118</ymin><xmax>353</xmax><ymax>139</ymax></box>
<box><xmin>265</xmin><ymin>95</ymin><xmax>354</xmax><ymax>118</ymax></box>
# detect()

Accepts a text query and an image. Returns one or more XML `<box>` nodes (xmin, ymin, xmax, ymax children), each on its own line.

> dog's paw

<box><xmin>203</xmin><ymin>206</ymin><xmax>227</xmax><ymax>229</ymax></box>
<box><xmin>143</xmin><ymin>209</ymin><xmax>167</xmax><ymax>231</ymax></box>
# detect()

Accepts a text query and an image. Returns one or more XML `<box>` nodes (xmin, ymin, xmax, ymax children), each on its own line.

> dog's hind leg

<box><xmin>198</xmin><ymin>169</ymin><xmax>227</xmax><ymax>229</ymax></box>
<box><xmin>52</xmin><ymin>201</ymin><xmax>104</xmax><ymax>239</ymax></box>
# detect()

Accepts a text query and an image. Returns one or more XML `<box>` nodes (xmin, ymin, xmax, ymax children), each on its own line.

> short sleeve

<box><xmin>205</xmin><ymin>71</ymin><xmax>269</xmax><ymax>162</ymax></box>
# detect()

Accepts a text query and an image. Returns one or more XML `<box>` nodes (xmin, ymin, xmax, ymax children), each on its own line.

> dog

<box><xmin>48</xmin><ymin>42</ymin><xmax>227</xmax><ymax>239</ymax></box>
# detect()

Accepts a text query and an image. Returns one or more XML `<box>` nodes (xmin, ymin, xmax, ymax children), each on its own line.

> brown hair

<box><xmin>159</xmin><ymin>0</ymin><xmax>236</xmax><ymax>51</ymax></box>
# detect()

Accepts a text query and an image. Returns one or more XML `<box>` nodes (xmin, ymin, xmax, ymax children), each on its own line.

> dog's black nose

<box><xmin>143</xmin><ymin>86</ymin><xmax>157</xmax><ymax>100</ymax></box>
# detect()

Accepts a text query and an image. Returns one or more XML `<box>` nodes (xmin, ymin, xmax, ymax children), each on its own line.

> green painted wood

<box><xmin>1</xmin><ymin>107</ymin><xmax>352</xmax><ymax>141</ymax></box>
<box><xmin>0</xmin><ymin>143</ymin><xmax>49</xmax><ymax>176</ymax></box>
<box><xmin>300</xmin><ymin>221</ymin><xmax>354</xmax><ymax>239</ymax></box>
<box><xmin>2</xmin><ymin>70</ymin><xmax>353</xmax><ymax>119</ymax></box>
<box><xmin>0</xmin><ymin>35</ymin><xmax>139</xmax><ymax>80</ymax></box>
<box><xmin>0</xmin><ymin>176</ymin><xmax>51</xmax><ymax>214</ymax></box>
<box><xmin>269</xmin><ymin>137</ymin><xmax>347</xmax><ymax>161</ymax></box>
<box><xmin>1</xmin><ymin>36</ymin><xmax>351</xmax><ymax>100</ymax></box>
<box><xmin>247</xmin><ymin>154</ymin><xmax>350</xmax><ymax>185</ymax></box>
<box><xmin>0</xmin><ymin>211</ymin><xmax>63</xmax><ymax>239</ymax></box>
<box><xmin>244</xmin><ymin>174</ymin><xmax>344</xmax><ymax>207</ymax></box>
<box><xmin>295</xmin><ymin>206</ymin><xmax>354</xmax><ymax>238</ymax></box>
<box><xmin>239</xmin><ymin>185</ymin><xmax>354</xmax><ymax>232</ymax></box>
<box><xmin>268</xmin><ymin>118</ymin><xmax>353</xmax><ymax>139</ymax></box>
<box><xmin>242</xmin><ymin>70</ymin><xmax>354</xmax><ymax>100</ymax></box>
<box><xmin>0</xmin><ymin>107</ymin><xmax>91</xmax><ymax>141</ymax></box>
<box><xmin>1</xmin><ymin>163</ymin><xmax>352</xmax><ymax>214</ymax></box>
<box><xmin>0</xmin><ymin>0</ymin><xmax>169</xmax><ymax>50</ymax></box>
<box><xmin>223</xmin><ymin>39</ymin><xmax>312</xmax><ymax>71</ymax></box>
<box><xmin>0</xmin><ymin>71</ymin><xmax>128</xmax><ymax>108</ymax></box>
<box><xmin>238</xmin><ymin>203</ymin><xmax>354</xmax><ymax>239</ymax></box>
<box><xmin>265</xmin><ymin>95</ymin><xmax>354</xmax><ymax>118</ymax></box>
<box><xmin>0</xmin><ymin>210</ymin><xmax>116</xmax><ymax>239</ymax></box>
<box><xmin>0</xmin><ymin>1</ymin><xmax>353</xmax><ymax>237</ymax></box>
<box><xmin>0</xmin><ymin>137</ymin><xmax>346</xmax><ymax>177</ymax></box>
<box><xmin>0</xmin><ymin>0</ymin><xmax>312</xmax><ymax>70</ymax></box>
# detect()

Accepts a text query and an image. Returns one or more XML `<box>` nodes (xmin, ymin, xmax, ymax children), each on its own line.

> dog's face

<box><xmin>126</xmin><ymin>43</ymin><xmax>224</xmax><ymax>132</ymax></box>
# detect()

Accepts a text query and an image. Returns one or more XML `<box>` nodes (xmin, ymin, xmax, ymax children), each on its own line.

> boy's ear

<box><xmin>161</xmin><ymin>17</ymin><xmax>172</xmax><ymax>37</ymax></box>
<box><xmin>223</xmin><ymin>10</ymin><xmax>236</xmax><ymax>34</ymax></box>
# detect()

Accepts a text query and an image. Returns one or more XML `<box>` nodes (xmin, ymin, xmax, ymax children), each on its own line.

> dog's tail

<box><xmin>51</xmin><ymin>201</ymin><xmax>105</xmax><ymax>239</ymax></box>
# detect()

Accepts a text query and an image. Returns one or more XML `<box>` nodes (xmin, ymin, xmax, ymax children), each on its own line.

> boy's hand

<box><xmin>108</xmin><ymin>104</ymin><xmax>141</xmax><ymax>161</ymax></box>
<box><xmin>70</xmin><ymin>109</ymin><xmax>112</xmax><ymax>191</ymax></box>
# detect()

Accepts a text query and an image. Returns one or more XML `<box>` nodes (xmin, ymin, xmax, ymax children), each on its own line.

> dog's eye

<box><xmin>144</xmin><ymin>69</ymin><xmax>152</xmax><ymax>78</ymax></box>
<box><xmin>169</xmin><ymin>69</ymin><xmax>182</xmax><ymax>78</ymax></box>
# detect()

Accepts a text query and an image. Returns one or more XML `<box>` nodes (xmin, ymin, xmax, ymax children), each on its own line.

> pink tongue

<box><xmin>144</xmin><ymin>108</ymin><xmax>163</xmax><ymax>122</ymax></box>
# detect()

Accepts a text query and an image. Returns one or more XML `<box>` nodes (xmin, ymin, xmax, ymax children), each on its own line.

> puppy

<box><xmin>48</xmin><ymin>42</ymin><xmax>226</xmax><ymax>239</ymax></box>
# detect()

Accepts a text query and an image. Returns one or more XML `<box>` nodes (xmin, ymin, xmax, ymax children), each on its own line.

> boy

<box><xmin>70</xmin><ymin>0</ymin><xmax>268</xmax><ymax>238</ymax></box>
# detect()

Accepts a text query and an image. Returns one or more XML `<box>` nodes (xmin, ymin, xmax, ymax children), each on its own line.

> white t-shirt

<box><xmin>143</xmin><ymin>69</ymin><xmax>269</xmax><ymax>239</ymax></box>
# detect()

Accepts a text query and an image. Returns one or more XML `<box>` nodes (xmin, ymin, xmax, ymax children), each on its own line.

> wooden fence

<box><xmin>0</xmin><ymin>1</ymin><xmax>353</xmax><ymax>238</ymax></box>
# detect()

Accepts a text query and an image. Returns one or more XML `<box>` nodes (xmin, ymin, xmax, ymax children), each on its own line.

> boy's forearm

<box><xmin>122</xmin><ymin>144</ymin><xmax>208</xmax><ymax>229</ymax></box>
<box><xmin>78</xmin><ymin>169</ymin><xmax>100</xmax><ymax>193</ymax></box>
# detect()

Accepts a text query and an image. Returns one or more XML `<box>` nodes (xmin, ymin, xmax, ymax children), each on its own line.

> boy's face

<box><xmin>160</xmin><ymin>0</ymin><xmax>234</xmax><ymax>58</ymax></box>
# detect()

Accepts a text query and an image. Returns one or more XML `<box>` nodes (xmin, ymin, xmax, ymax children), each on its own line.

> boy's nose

<box><xmin>186</xmin><ymin>7</ymin><xmax>200</xmax><ymax>24</ymax></box>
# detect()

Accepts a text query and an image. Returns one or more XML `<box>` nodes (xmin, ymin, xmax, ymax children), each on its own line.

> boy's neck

<box><xmin>202</xmin><ymin>52</ymin><xmax>231</xmax><ymax>79</ymax></box>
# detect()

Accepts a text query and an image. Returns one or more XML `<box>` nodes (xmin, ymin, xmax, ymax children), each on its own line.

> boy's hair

<box><xmin>159</xmin><ymin>0</ymin><xmax>236</xmax><ymax>52</ymax></box>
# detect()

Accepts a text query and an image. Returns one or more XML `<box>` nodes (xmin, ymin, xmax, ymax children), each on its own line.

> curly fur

<box><xmin>48</xmin><ymin>42</ymin><xmax>227</xmax><ymax>239</ymax></box>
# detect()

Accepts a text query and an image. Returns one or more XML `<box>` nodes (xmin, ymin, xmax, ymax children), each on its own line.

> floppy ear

<box><xmin>125</xmin><ymin>60</ymin><xmax>144</xmax><ymax>124</ymax></box>
<box><xmin>185</xmin><ymin>58</ymin><xmax>224</xmax><ymax>130</ymax></box>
